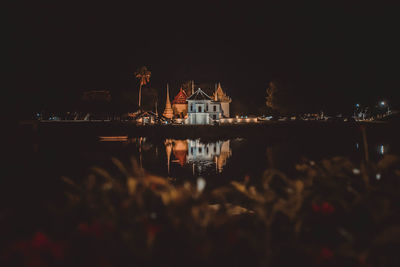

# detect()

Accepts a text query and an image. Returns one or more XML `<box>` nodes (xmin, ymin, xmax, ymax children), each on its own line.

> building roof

<box><xmin>187</xmin><ymin>88</ymin><xmax>212</xmax><ymax>101</ymax></box>
<box><xmin>172</xmin><ymin>87</ymin><xmax>188</xmax><ymax>104</ymax></box>
<box><xmin>213</xmin><ymin>83</ymin><xmax>231</xmax><ymax>103</ymax></box>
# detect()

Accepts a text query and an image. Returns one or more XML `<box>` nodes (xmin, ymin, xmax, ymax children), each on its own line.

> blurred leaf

<box><xmin>373</xmin><ymin>226</ymin><xmax>400</xmax><ymax>246</ymax></box>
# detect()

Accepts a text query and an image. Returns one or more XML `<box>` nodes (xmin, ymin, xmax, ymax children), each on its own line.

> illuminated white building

<box><xmin>186</xmin><ymin>88</ymin><xmax>222</xmax><ymax>124</ymax></box>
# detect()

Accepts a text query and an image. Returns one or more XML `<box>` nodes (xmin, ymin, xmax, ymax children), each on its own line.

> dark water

<box><xmin>22</xmin><ymin>125</ymin><xmax>399</xmax><ymax>191</ymax></box>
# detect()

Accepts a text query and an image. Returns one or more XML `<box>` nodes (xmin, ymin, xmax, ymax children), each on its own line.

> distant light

<box><xmin>356</xmin><ymin>143</ymin><xmax>359</xmax><ymax>149</ymax></box>
<box><xmin>353</xmin><ymin>168</ymin><xmax>360</xmax><ymax>175</ymax></box>
<box><xmin>376</xmin><ymin>173</ymin><xmax>381</xmax><ymax>180</ymax></box>
<box><xmin>380</xmin><ymin>101</ymin><xmax>386</xmax><ymax>106</ymax></box>
<box><xmin>355</xmin><ymin>104</ymin><xmax>360</xmax><ymax>108</ymax></box>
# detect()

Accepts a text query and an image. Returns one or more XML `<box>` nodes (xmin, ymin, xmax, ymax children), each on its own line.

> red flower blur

<box><xmin>320</xmin><ymin>247</ymin><xmax>334</xmax><ymax>260</ymax></box>
<box><xmin>3</xmin><ymin>232</ymin><xmax>65</xmax><ymax>266</ymax></box>
<box><xmin>312</xmin><ymin>202</ymin><xmax>335</xmax><ymax>215</ymax></box>
<box><xmin>78</xmin><ymin>221</ymin><xmax>114</xmax><ymax>238</ymax></box>
<box><xmin>312</xmin><ymin>203</ymin><xmax>320</xmax><ymax>212</ymax></box>
<box><xmin>321</xmin><ymin>202</ymin><xmax>335</xmax><ymax>215</ymax></box>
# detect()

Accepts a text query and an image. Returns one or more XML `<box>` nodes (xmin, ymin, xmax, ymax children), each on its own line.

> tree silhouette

<box><xmin>134</xmin><ymin>66</ymin><xmax>151</xmax><ymax>110</ymax></box>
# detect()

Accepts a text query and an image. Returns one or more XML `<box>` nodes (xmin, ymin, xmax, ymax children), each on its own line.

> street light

<box><xmin>379</xmin><ymin>100</ymin><xmax>390</xmax><ymax>116</ymax></box>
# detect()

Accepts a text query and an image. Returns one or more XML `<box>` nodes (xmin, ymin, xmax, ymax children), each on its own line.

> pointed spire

<box><xmin>214</xmin><ymin>83</ymin><xmax>218</xmax><ymax>101</ymax></box>
<box><xmin>163</xmin><ymin>83</ymin><xmax>173</xmax><ymax>119</ymax></box>
<box><xmin>191</xmin><ymin>80</ymin><xmax>194</xmax><ymax>95</ymax></box>
<box><xmin>213</xmin><ymin>82</ymin><xmax>231</xmax><ymax>103</ymax></box>
<box><xmin>166</xmin><ymin>84</ymin><xmax>170</xmax><ymax>103</ymax></box>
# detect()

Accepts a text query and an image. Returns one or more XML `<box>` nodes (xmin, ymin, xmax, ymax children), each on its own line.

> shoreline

<box><xmin>18</xmin><ymin>120</ymin><xmax>398</xmax><ymax>144</ymax></box>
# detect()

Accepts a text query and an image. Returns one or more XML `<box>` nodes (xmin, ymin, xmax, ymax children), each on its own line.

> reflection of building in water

<box><xmin>172</xmin><ymin>140</ymin><xmax>188</xmax><ymax>166</ymax></box>
<box><xmin>186</xmin><ymin>139</ymin><xmax>232</xmax><ymax>174</ymax></box>
<box><xmin>165</xmin><ymin>139</ymin><xmax>173</xmax><ymax>174</ymax></box>
<box><xmin>187</xmin><ymin>139</ymin><xmax>231</xmax><ymax>174</ymax></box>
<box><xmin>216</xmin><ymin>140</ymin><xmax>232</xmax><ymax>173</ymax></box>
<box><xmin>165</xmin><ymin>139</ymin><xmax>232</xmax><ymax>175</ymax></box>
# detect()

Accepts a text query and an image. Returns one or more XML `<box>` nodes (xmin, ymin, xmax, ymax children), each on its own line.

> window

<box><xmin>206</xmin><ymin>147</ymin><xmax>209</xmax><ymax>153</ymax></box>
<box><xmin>206</xmin><ymin>104</ymin><xmax>208</xmax><ymax>111</ymax></box>
<box><xmin>213</xmin><ymin>115</ymin><xmax>217</xmax><ymax>120</ymax></box>
<box><xmin>199</xmin><ymin>147</ymin><xmax>202</xmax><ymax>153</ymax></box>
<box><xmin>214</xmin><ymin>146</ymin><xmax>216</xmax><ymax>152</ymax></box>
<box><xmin>198</xmin><ymin>106</ymin><xmax>202</xmax><ymax>112</ymax></box>
<box><xmin>191</xmin><ymin>104</ymin><xmax>193</xmax><ymax>111</ymax></box>
<box><xmin>213</xmin><ymin>105</ymin><xmax>217</xmax><ymax>112</ymax></box>
<box><xmin>191</xmin><ymin>147</ymin><xmax>193</xmax><ymax>154</ymax></box>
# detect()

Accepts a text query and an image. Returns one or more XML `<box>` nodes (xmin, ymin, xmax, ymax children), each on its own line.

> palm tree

<box><xmin>134</xmin><ymin>66</ymin><xmax>151</xmax><ymax>110</ymax></box>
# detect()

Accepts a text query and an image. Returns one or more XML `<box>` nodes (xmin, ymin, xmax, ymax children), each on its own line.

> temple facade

<box><xmin>187</xmin><ymin>88</ymin><xmax>222</xmax><ymax>124</ymax></box>
<box><xmin>162</xmin><ymin>82</ymin><xmax>231</xmax><ymax>124</ymax></box>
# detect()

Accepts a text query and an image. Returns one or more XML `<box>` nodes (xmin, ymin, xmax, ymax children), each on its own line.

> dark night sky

<box><xmin>9</xmin><ymin>1</ymin><xmax>400</xmax><ymax>115</ymax></box>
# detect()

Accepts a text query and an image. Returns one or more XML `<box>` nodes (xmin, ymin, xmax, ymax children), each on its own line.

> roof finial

<box><xmin>167</xmin><ymin>83</ymin><xmax>169</xmax><ymax>98</ymax></box>
<box><xmin>215</xmin><ymin>83</ymin><xmax>218</xmax><ymax>101</ymax></box>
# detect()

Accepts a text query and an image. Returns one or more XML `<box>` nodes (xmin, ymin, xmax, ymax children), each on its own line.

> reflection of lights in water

<box><xmin>197</xmin><ymin>177</ymin><xmax>206</xmax><ymax>192</ymax></box>
<box><xmin>166</xmin><ymin>139</ymin><xmax>232</xmax><ymax>175</ymax></box>
<box><xmin>379</xmin><ymin>145</ymin><xmax>385</xmax><ymax>155</ymax></box>
<box><xmin>99</xmin><ymin>136</ymin><xmax>128</xmax><ymax>142</ymax></box>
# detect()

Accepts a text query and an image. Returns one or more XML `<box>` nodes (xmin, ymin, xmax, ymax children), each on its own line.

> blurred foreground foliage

<box><xmin>1</xmin><ymin>156</ymin><xmax>400</xmax><ymax>267</ymax></box>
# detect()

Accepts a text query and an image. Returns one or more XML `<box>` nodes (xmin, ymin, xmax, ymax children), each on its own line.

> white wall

<box><xmin>189</xmin><ymin>113</ymin><xmax>209</xmax><ymax>124</ymax></box>
<box><xmin>188</xmin><ymin>100</ymin><xmax>212</xmax><ymax>125</ymax></box>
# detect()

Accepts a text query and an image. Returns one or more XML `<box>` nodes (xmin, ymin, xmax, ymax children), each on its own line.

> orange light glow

<box><xmin>99</xmin><ymin>136</ymin><xmax>128</xmax><ymax>142</ymax></box>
